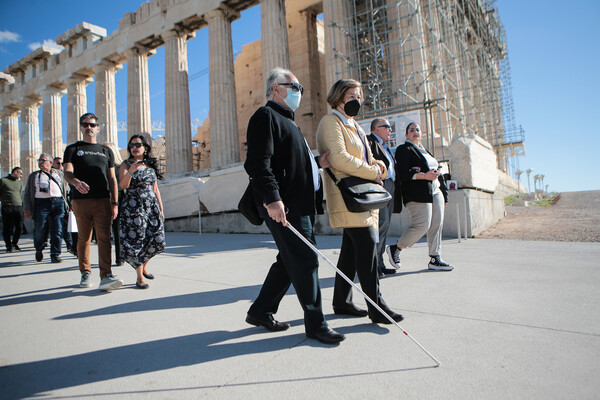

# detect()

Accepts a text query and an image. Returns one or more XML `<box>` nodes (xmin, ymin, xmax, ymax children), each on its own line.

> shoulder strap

<box><xmin>41</xmin><ymin>170</ymin><xmax>68</xmax><ymax>207</ymax></box>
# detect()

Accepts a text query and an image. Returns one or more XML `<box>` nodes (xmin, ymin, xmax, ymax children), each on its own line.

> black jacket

<box><xmin>394</xmin><ymin>141</ymin><xmax>448</xmax><ymax>206</ymax></box>
<box><xmin>367</xmin><ymin>133</ymin><xmax>402</xmax><ymax>212</ymax></box>
<box><xmin>244</xmin><ymin>101</ymin><xmax>324</xmax><ymax>218</ymax></box>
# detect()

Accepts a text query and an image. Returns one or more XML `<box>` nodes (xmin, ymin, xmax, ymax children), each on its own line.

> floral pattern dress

<box><xmin>120</xmin><ymin>166</ymin><xmax>165</xmax><ymax>268</ymax></box>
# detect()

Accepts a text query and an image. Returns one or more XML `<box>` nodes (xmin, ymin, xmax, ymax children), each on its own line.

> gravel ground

<box><xmin>477</xmin><ymin>190</ymin><xmax>600</xmax><ymax>242</ymax></box>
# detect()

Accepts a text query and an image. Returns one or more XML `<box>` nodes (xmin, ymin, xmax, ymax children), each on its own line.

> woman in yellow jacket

<box><xmin>316</xmin><ymin>79</ymin><xmax>404</xmax><ymax>324</ymax></box>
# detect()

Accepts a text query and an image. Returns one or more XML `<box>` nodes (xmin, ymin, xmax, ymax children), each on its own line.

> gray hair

<box><xmin>39</xmin><ymin>153</ymin><xmax>52</xmax><ymax>161</ymax></box>
<box><xmin>265</xmin><ymin>67</ymin><xmax>293</xmax><ymax>98</ymax></box>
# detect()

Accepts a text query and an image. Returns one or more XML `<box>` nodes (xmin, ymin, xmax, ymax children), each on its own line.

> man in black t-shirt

<box><xmin>63</xmin><ymin>113</ymin><xmax>122</xmax><ymax>291</ymax></box>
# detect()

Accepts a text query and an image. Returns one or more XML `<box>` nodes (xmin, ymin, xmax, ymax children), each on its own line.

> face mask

<box><xmin>344</xmin><ymin>99</ymin><xmax>361</xmax><ymax>117</ymax></box>
<box><xmin>283</xmin><ymin>88</ymin><xmax>302</xmax><ymax>111</ymax></box>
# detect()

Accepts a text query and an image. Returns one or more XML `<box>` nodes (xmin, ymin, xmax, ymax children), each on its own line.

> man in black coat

<box><xmin>244</xmin><ymin>67</ymin><xmax>344</xmax><ymax>345</ymax></box>
<box><xmin>367</xmin><ymin>117</ymin><xmax>398</xmax><ymax>277</ymax></box>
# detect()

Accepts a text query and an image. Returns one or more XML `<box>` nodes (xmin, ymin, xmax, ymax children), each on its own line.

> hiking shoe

<box><xmin>99</xmin><ymin>274</ymin><xmax>123</xmax><ymax>291</ymax></box>
<box><xmin>35</xmin><ymin>250</ymin><xmax>43</xmax><ymax>262</ymax></box>
<box><xmin>386</xmin><ymin>244</ymin><xmax>401</xmax><ymax>269</ymax></box>
<box><xmin>80</xmin><ymin>271</ymin><xmax>92</xmax><ymax>288</ymax></box>
<box><xmin>428</xmin><ymin>256</ymin><xmax>454</xmax><ymax>271</ymax></box>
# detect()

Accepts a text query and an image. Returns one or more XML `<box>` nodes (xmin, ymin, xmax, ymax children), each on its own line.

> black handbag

<box><xmin>325</xmin><ymin>168</ymin><xmax>392</xmax><ymax>213</ymax></box>
<box><xmin>238</xmin><ymin>180</ymin><xmax>264</xmax><ymax>225</ymax></box>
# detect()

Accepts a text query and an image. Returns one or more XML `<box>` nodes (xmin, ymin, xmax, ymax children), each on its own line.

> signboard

<box><xmin>356</xmin><ymin>110</ymin><xmax>421</xmax><ymax>150</ymax></box>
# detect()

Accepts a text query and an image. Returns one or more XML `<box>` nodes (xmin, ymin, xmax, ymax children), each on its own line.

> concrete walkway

<box><xmin>1</xmin><ymin>233</ymin><xmax>599</xmax><ymax>399</ymax></box>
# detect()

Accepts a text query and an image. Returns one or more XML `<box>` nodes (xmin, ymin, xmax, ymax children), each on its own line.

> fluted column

<box><xmin>205</xmin><ymin>7</ymin><xmax>240</xmax><ymax>167</ymax></box>
<box><xmin>0</xmin><ymin>107</ymin><xmax>20</xmax><ymax>174</ymax></box>
<box><xmin>66</xmin><ymin>75</ymin><xmax>90</xmax><ymax>144</ymax></box>
<box><xmin>20</xmin><ymin>98</ymin><xmax>42</xmax><ymax>177</ymax></box>
<box><xmin>261</xmin><ymin>0</ymin><xmax>290</xmax><ymax>84</ymax></box>
<box><xmin>93</xmin><ymin>61</ymin><xmax>122</xmax><ymax>146</ymax></box>
<box><xmin>323</xmin><ymin>0</ymin><xmax>355</xmax><ymax>89</ymax></box>
<box><xmin>126</xmin><ymin>47</ymin><xmax>153</xmax><ymax>143</ymax></box>
<box><xmin>163</xmin><ymin>29</ymin><xmax>193</xmax><ymax>175</ymax></box>
<box><xmin>41</xmin><ymin>86</ymin><xmax>65</xmax><ymax>158</ymax></box>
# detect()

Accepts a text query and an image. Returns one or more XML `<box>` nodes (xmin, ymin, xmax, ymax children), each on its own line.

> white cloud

<box><xmin>0</xmin><ymin>30</ymin><xmax>20</xmax><ymax>43</ymax></box>
<box><xmin>28</xmin><ymin>39</ymin><xmax>63</xmax><ymax>52</ymax></box>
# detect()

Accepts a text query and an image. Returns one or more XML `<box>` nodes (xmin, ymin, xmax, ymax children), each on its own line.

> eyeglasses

<box><xmin>129</xmin><ymin>142</ymin><xmax>144</xmax><ymax>149</ymax></box>
<box><xmin>81</xmin><ymin>122</ymin><xmax>99</xmax><ymax>128</ymax></box>
<box><xmin>54</xmin><ymin>162</ymin><xmax>63</xmax><ymax>165</ymax></box>
<box><xmin>38</xmin><ymin>159</ymin><xmax>50</xmax><ymax>163</ymax></box>
<box><xmin>377</xmin><ymin>124</ymin><xmax>392</xmax><ymax>130</ymax></box>
<box><xmin>277</xmin><ymin>82</ymin><xmax>304</xmax><ymax>95</ymax></box>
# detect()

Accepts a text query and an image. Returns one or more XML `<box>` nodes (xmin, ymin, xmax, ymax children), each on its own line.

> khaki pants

<box><xmin>73</xmin><ymin>198</ymin><xmax>113</xmax><ymax>279</ymax></box>
<box><xmin>397</xmin><ymin>189</ymin><xmax>445</xmax><ymax>256</ymax></box>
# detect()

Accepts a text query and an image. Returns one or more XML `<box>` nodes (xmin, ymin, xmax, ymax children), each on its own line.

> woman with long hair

<box><xmin>118</xmin><ymin>135</ymin><xmax>165</xmax><ymax>289</ymax></box>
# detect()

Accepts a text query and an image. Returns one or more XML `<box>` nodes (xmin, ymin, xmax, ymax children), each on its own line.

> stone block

<box><xmin>198</xmin><ymin>165</ymin><xmax>247</xmax><ymax>214</ymax></box>
<box><xmin>159</xmin><ymin>176</ymin><xmax>205</xmax><ymax>219</ymax></box>
<box><xmin>449</xmin><ymin>135</ymin><xmax>498</xmax><ymax>192</ymax></box>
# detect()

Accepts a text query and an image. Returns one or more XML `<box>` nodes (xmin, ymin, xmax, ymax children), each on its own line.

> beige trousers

<box><xmin>397</xmin><ymin>189</ymin><xmax>444</xmax><ymax>256</ymax></box>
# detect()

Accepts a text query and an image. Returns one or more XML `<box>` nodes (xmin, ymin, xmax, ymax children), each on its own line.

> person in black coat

<box><xmin>386</xmin><ymin>122</ymin><xmax>455</xmax><ymax>271</ymax></box>
<box><xmin>243</xmin><ymin>67</ymin><xmax>344</xmax><ymax>345</ymax></box>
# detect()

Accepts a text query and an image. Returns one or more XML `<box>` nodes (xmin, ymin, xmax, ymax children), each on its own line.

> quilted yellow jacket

<box><xmin>316</xmin><ymin>112</ymin><xmax>387</xmax><ymax>229</ymax></box>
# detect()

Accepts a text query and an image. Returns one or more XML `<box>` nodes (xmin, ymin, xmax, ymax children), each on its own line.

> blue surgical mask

<box><xmin>283</xmin><ymin>88</ymin><xmax>302</xmax><ymax>111</ymax></box>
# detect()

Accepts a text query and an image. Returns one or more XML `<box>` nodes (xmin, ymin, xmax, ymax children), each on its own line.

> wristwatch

<box><xmin>111</xmin><ymin>201</ymin><xmax>119</xmax><ymax>206</ymax></box>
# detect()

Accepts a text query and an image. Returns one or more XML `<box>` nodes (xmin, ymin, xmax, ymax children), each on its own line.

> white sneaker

<box><xmin>80</xmin><ymin>271</ymin><xmax>92</xmax><ymax>288</ymax></box>
<box><xmin>428</xmin><ymin>256</ymin><xmax>454</xmax><ymax>271</ymax></box>
<box><xmin>99</xmin><ymin>274</ymin><xmax>123</xmax><ymax>291</ymax></box>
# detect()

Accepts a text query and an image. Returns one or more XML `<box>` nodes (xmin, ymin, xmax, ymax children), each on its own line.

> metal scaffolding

<box><xmin>328</xmin><ymin>0</ymin><xmax>524</xmax><ymax>177</ymax></box>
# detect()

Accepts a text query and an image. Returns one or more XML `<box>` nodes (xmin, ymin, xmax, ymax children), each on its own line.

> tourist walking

<box><xmin>118</xmin><ymin>135</ymin><xmax>165</xmax><ymax>289</ymax></box>
<box><xmin>386</xmin><ymin>122</ymin><xmax>454</xmax><ymax>271</ymax></box>
<box><xmin>316</xmin><ymin>79</ymin><xmax>404</xmax><ymax>325</ymax></box>
<box><xmin>0</xmin><ymin>167</ymin><xmax>24</xmax><ymax>253</ymax></box>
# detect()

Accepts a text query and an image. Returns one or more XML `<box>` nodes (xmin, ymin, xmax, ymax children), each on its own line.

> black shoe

<box><xmin>35</xmin><ymin>250</ymin><xmax>43</xmax><ymax>262</ymax></box>
<box><xmin>386</xmin><ymin>244</ymin><xmax>401</xmax><ymax>269</ymax></box>
<box><xmin>12</xmin><ymin>244</ymin><xmax>21</xmax><ymax>251</ymax></box>
<box><xmin>6</xmin><ymin>248</ymin><xmax>12</xmax><ymax>253</ymax></box>
<box><xmin>370</xmin><ymin>311</ymin><xmax>404</xmax><ymax>324</ymax></box>
<box><xmin>143</xmin><ymin>272</ymin><xmax>154</xmax><ymax>280</ymax></box>
<box><xmin>41</xmin><ymin>242</ymin><xmax>48</xmax><ymax>250</ymax></box>
<box><xmin>136</xmin><ymin>282</ymin><xmax>149</xmax><ymax>289</ymax></box>
<box><xmin>381</xmin><ymin>268</ymin><xmax>397</xmax><ymax>275</ymax></box>
<box><xmin>428</xmin><ymin>256</ymin><xmax>454</xmax><ymax>271</ymax></box>
<box><xmin>307</xmin><ymin>327</ymin><xmax>345</xmax><ymax>344</ymax></box>
<box><xmin>69</xmin><ymin>248</ymin><xmax>77</xmax><ymax>256</ymax></box>
<box><xmin>115</xmin><ymin>261</ymin><xmax>123</xmax><ymax>266</ymax></box>
<box><xmin>51</xmin><ymin>256</ymin><xmax>62</xmax><ymax>263</ymax></box>
<box><xmin>245</xmin><ymin>313</ymin><xmax>290</xmax><ymax>332</ymax></box>
<box><xmin>333</xmin><ymin>304</ymin><xmax>368</xmax><ymax>317</ymax></box>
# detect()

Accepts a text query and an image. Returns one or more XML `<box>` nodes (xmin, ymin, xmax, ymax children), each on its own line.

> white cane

<box><xmin>286</xmin><ymin>223</ymin><xmax>440</xmax><ymax>367</ymax></box>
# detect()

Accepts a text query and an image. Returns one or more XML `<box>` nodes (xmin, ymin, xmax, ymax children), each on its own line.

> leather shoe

<box><xmin>370</xmin><ymin>311</ymin><xmax>404</xmax><ymax>324</ymax></box>
<box><xmin>246</xmin><ymin>313</ymin><xmax>290</xmax><ymax>331</ymax></box>
<box><xmin>333</xmin><ymin>304</ymin><xmax>368</xmax><ymax>317</ymax></box>
<box><xmin>381</xmin><ymin>268</ymin><xmax>397</xmax><ymax>275</ymax></box>
<box><xmin>136</xmin><ymin>282</ymin><xmax>149</xmax><ymax>289</ymax></box>
<box><xmin>51</xmin><ymin>256</ymin><xmax>62</xmax><ymax>263</ymax></box>
<box><xmin>307</xmin><ymin>327</ymin><xmax>345</xmax><ymax>344</ymax></box>
<box><xmin>35</xmin><ymin>250</ymin><xmax>43</xmax><ymax>262</ymax></box>
<box><xmin>143</xmin><ymin>272</ymin><xmax>155</xmax><ymax>280</ymax></box>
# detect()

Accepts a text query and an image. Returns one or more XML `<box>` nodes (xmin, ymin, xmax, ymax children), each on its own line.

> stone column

<box><xmin>41</xmin><ymin>86</ymin><xmax>65</xmax><ymax>158</ymax></box>
<box><xmin>261</xmin><ymin>0</ymin><xmax>290</xmax><ymax>84</ymax></box>
<box><xmin>93</xmin><ymin>61</ymin><xmax>122</xmax><ymax>146</ymax></box>
<box><xmin>323</xmin><ymin>0</ymin><xmax>354</xmax><ymax>90</ymax></box>
<box><xmin>66</xmin><ymin>75</ymin><xmax>90</xmax><ymax>144</ymax></box>
<box><xmin>20</xmin><ymin>98</ymin><xmax>42</xmax><ymax>177</ymax></box>
<box><xmin>126</xmin><ymin>47</ymin><xmax>153</xmax><ymax>143</ymax></box>
<box><xmin>0</xmin><ymin>107</ymin><xmax>20</xmax><ymax>174</ymax></box>
<box><xmin>162</xmin><ymin>29</ymin><xmax>193</xmax><ymax>175</ymax></box>
<box><xmin>205</xmin><ymin>7</ymin><xmax>240</xmax><ymax>167</ymax></box>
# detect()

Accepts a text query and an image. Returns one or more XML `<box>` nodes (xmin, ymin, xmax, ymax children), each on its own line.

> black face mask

<box><xmin>343</xmin><ymin>99</ymin><xmax>361</xmax><ymax>117</ymax></box>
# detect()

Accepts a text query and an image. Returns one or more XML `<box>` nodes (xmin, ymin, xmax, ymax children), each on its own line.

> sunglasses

<box><xmin>129</xmin><ymin>142</ymin><xmax>144</xmax><ymax>149</ymax></box>
<box><xmin>377</xmin><ymin>124</ymin><xmax>392</xmax><ymax>130</ymax></box>
<box><xmin>277</xmin><ymin>82</ymin><xmax>304</xmax><ymax>95</ymax></box>
<box><xmin>81</xmin><ymin>122</ymin><xmax>99</xmax><ymax>128</ymax></box>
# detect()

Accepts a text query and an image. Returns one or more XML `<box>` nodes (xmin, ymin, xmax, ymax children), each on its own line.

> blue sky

<box><xmin>1</xmin><ymin>0</ymin><xmax>599</xmax><ymax>193</ymax></box>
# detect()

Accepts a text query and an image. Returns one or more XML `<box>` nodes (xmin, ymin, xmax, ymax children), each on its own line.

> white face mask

<box><xmin>283</xmin><ymin>88</ymin><xmax>302</xmax><ymax>111</ymax></box>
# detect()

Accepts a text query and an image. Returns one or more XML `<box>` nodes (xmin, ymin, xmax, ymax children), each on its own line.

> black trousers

<box><xmin>2</xmin><ymin>205</ymin><xmax>23</xmax><ymax>249</ymax></box>
<box><xmin>248</xmin><ymin>215</ymin><xmax>327</xmax><ymax>335</ymax></box>
<box><xmin>333</xmin><ymin>226</ymin><xmax>390</xmax><ymax>319</ymax></box>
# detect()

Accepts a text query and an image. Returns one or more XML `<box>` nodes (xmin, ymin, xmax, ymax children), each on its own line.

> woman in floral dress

<box><xmin>118</xmin><ymin>135</ymin><xmax>165</xmax><ymax>289</ymax></box>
